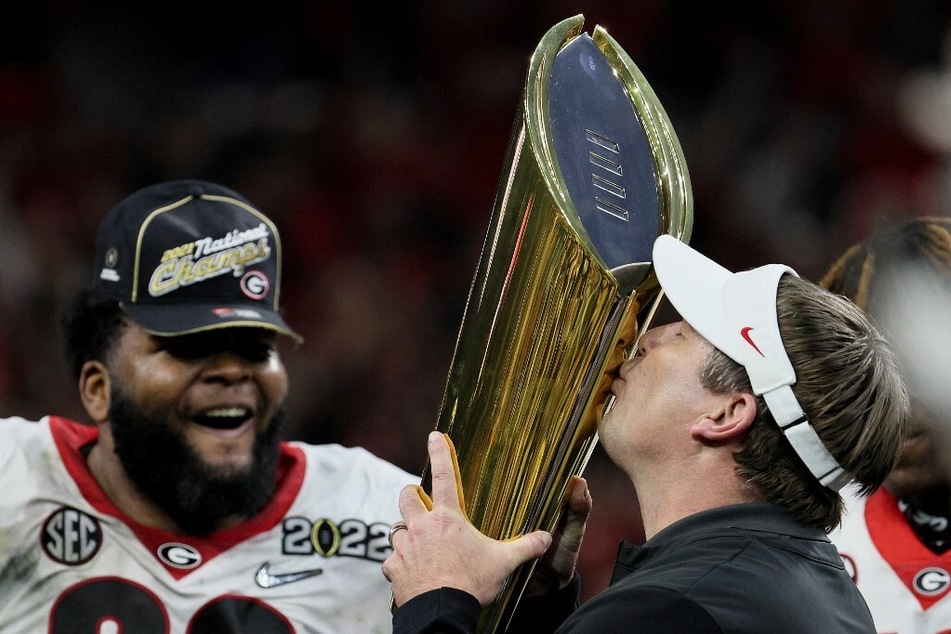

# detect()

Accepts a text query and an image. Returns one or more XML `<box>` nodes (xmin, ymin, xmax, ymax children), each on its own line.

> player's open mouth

<box><xmin>193</xmin><ymin>407</ymin><xmax>253</xmax><ymax>430</ymax></box>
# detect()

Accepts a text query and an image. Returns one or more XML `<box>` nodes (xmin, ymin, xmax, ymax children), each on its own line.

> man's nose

<box><xmin>200</xmin><ymin>351</ymin><xmax>254</xmax><ymax>383</ymax></box>
<box><xmin>637</xmin><ymin>326</ymin><xmax>661</xmax><ymax>352</ymax></box>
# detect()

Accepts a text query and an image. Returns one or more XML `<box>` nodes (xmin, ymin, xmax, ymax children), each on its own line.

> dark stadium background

<box><xmin>1</xmin><ymin>0</ymin><xmax>948</xmax><ymax>599</ymax></box>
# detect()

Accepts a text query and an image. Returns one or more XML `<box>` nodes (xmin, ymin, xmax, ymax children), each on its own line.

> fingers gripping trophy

<box><xmin>413</xmin><ymin>15</ymin><xmax>693</xmax><ymax>632</ymax></box>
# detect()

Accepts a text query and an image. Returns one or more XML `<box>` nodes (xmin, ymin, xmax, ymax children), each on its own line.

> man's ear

<box><xmin>691</xmin><ymin>392</ymin><xmax>757</xmax><ymax>443</ymax></box>
<box><xmin>79</xmin><ymin>361</ymin><xmax>111</xmax><ymax>424</ymax></box>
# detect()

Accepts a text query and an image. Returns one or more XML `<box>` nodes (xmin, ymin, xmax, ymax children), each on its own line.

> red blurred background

<box><xmin>1</xmin><ymin>0</ymin><xmax>949</xmax><ymax>600</ymax></box>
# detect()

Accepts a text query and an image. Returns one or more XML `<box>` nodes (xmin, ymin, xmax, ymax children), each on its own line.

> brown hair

<box><xmin>821</xmin><ymin>216</ymin><xmax>951</xmax><ymax>319</ymax></box>
<box><xmin>700</xmin><ymin>275</ymin><xmax>909</xmax><ymax>532</ymax></box>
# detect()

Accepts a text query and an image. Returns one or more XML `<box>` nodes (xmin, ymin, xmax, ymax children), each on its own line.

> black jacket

<box><xmin>393</xmin><ymin>503</ymin><xmax>876</xmax><ymax>633</ymax></box>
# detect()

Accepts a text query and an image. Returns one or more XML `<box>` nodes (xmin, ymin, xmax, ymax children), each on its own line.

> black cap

<box><xmin>93</xmin><ymin>180</ymin><xmax>302</xmax><ymax>343</ymax></box>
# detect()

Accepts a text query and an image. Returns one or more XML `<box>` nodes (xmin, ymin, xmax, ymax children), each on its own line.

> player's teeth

<box><xmin>204</xmin><ymin>407</ymin><xmax>248</xmax><ymax>417</ymax></box>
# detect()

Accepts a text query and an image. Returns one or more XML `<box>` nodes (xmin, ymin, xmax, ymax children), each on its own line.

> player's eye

<box><xmin>236</xmin><ymin>341</ymin><xmax>274</xmax><ymax>362</ymax></box>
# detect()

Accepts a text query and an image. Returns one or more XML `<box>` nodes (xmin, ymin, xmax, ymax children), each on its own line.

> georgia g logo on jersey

<box><xmin>157</xmin><ymin>542</ymin><xmax>202</xmax><ymax>569</ymax></box>
<box><xmin>914</xmin><ymin>567</ymin><xmax>951</xmax><ymax>596</ymax></box>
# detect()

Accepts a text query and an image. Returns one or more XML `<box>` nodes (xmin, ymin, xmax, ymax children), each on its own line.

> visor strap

<box><xmin>763</xmin><ymin>385</ymin><xmax>852</xmax><ymax>491</ymax></box>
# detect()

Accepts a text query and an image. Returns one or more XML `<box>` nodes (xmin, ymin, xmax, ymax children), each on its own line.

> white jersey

<box><xmin>0</xmin><ymin>415</ymin><xmax>418</xmax><ymax>634</ymax></box>
<box><xmin>830</xmin><ymin>485</ymin><xmax>951</xmax><ymax>634</ymax></box>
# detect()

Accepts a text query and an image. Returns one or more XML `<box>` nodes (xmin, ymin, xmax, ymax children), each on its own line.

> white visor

<box><xmin>652</xmin><ymin>235</ymin><xmax>851</xmax><ymax>490</ymax></box>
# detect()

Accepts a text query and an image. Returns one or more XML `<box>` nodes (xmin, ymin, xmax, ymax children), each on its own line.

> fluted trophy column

<box><xmin>422</xmin><ymin>14</ymin><xmax>693</xmax><ymax>632</ymax></box>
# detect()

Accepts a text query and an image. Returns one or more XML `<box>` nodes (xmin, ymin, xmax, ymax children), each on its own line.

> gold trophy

<box><xmin>422</xmin><ymin>14</ymin><xmax>692</xmax><ymax>631</ymax></box>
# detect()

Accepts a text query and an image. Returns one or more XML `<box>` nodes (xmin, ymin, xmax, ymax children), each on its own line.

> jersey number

<box><xmin>50</xmin><ymin>577</ymin><xmax>293</xmax><ymax>633</ymax></box>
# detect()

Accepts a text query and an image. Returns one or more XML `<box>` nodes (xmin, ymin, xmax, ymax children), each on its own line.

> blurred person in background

<box><xmin>824</xmin><ymin>215</ymin><xmax>951</xmax><ymax>632</ymax></box>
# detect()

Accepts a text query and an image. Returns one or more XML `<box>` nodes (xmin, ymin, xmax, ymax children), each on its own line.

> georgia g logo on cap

<box><xmin>240</xmin><ymin>271</ymin><xmax>270</xmax><ymax>300</ymax></box>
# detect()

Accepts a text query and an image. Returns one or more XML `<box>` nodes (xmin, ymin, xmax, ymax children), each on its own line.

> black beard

<box><xmin>108</xmin><ymin>387</ymin><xmax>283</xmax><ymax>535</ymax></box>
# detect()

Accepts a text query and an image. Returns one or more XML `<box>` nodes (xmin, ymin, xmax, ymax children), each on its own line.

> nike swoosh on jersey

<box><xmin>254</xmin><ymin>562</ymin><xmax>324</xmax><ymax>588</ymax></box>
